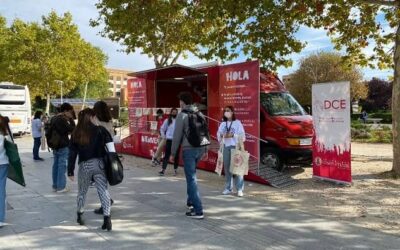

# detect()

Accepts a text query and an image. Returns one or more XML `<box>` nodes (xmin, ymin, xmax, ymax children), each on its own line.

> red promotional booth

<box><xmin>116</xmin><ymin>60</ymin><xmax>315</xmax><ymax>186</ymax></box>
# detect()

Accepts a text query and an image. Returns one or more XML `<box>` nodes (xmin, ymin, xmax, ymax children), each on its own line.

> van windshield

<box><xmin>261</xmin><ymin>92</ymin><xmax>306</xmax><ymax>116</ymax></box>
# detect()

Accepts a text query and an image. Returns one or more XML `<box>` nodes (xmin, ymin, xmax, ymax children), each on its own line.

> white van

<box><xmin>0</xmin><ymin>82</ymin><xmax>32</xmax><ymax>135</ymax></box>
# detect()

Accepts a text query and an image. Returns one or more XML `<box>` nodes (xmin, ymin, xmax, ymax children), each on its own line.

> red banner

<box><xmin>127</xmin><ymin>78</ymin><xmax>147</xmax><ymax>134</ymax></box>
<box><xmin>312</xmin><ymin>82</ymin><xmax>351</xmax><ymax>184</ymax></box>
<box><xmin>219</xmin><ymin>61</ymin><xmax>260</xmax><ymax>160</ymax></box>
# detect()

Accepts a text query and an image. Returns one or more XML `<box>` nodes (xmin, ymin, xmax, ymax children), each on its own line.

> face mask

<box><xmin>224</xmin><ymin>112</ymin><xmax>232</xmax><ymax>119</ymax></box>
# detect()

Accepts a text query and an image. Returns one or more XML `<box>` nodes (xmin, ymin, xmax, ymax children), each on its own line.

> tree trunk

<box><xmin>45</xmin><ymin>93</ymin><xmax>51</xmax><ymax>115</ymax></box>
<box><xmin>392</xmin><ymin>23</ymin><xmax>400</xmax><ymax>176</ymax></box>
<box><xmin>82</xmin><ymin>82</ymin><xmax>88</xmax><ymax>110</ymax></box>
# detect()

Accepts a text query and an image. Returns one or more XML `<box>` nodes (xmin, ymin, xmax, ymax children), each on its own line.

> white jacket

<box><xmin>217</xmin><ymin>120</ymin><xmax>245</xmax><ymax>147</ymax></box>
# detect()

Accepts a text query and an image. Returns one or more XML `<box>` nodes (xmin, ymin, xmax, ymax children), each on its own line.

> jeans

<box><xmin>183</xmin><ymin>147</ymin><xmax>206</xmax><ymax>214</ymax></box>
<box><xmin>223</xmin><ymin>145</ymin><xmax>244</xmax><ymax>192</ymax></box>
<box><xmin>33</xmin><ymin>137</ymin><xmax>41</xmax><ymax>159</ymax></box>
<box><xmin>0</xmin><ymin>164</ymin><xmax>9</xmax><ymax>223</ymax></box>
<box><xmin>162</xmin><ymin>139</ymin><xmax>179</xmax><ymax>170</ymax></box>
<box><xmin>52</xmin><ymin>147</ymin><xmax>69</xmax><ymax>191</ymax></box>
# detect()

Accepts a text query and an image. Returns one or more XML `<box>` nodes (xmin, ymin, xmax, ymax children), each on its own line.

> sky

<box><xmin>0</xmin><ymin>0</ymin><xmax>394</xmax><ymax>80</ymax></box>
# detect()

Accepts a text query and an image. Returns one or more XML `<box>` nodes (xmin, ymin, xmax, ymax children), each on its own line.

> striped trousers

<box><xmin>77</xmin><ymin>158</ymin><xmax>111</xmax><ymax>216</ymax></box>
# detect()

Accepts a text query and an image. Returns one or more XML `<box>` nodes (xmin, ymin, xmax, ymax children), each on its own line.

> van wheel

<box><xmin>261</xmin><ymin>147</ymin><xmax>283</xmax><ymax>171</ymax></box>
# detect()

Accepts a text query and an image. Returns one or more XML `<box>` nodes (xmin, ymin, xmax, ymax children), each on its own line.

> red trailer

<box><xmin>116</xmin><ymin>61</ymin><xmax>313</xmax><ymax>185</ymax></box>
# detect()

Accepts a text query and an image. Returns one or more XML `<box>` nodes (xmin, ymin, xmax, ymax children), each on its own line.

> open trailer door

<box><xmin>219</xmin><ymin>60</ymin><xmax>260</xmax><ymax>163</ymax></box>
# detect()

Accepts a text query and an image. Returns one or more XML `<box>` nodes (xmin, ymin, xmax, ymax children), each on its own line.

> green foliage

<box><xmin>92</xmin><ymin>0</ymin><xmax>306</xmax><ymax>70</ymax></box>
<box><xmin>287</xmin><ymin>52</ymin><xmax>368</xmax><ymax>106</ymax></box>
<box><xmin>369</xmin><ymin>112</ymin><xmax>392</xmax><ymax>123</ymax></box>
<box><xmin>0</xmin><ymin>11</ymin><xmax>108</xmax><ymax>105</ymax></box>
<box><xmin>293</xmin><ymin>1</ymin><xmax>399</xmax><ymax>70</ymax></box>
<box><xmin>351</xmin><ymin>123</ymin><xmax>392</xmax><ymax>143</ymax></box>
<box><xmin>68</xmin><ymin>79</ymin><xmax>112</xmax><ymax>99</ymax></box>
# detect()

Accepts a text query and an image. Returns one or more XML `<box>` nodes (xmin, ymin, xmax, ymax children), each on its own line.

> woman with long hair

<box><xmin>93</xmin><ymin>101</ymin><xmax>115</xmax><ymax>137</ymax></box>
<box><xmin>0</xmin><ymin>115</ymin><xmax>10</xmax><ymax>228</ymax></box>
<box><xmin>92</xmin><ymin>101</ymin><xmax>115</xmax><ymax>214</ymax></box>
<box><xmin>158</xmin><ymin>108</ymin><xmax>179</xmax><ymax>176</ymax></box>
<box><xmin>32</xmin><ymin>110</ymin><xmax>44</xmax><ymax>161</ymax></box>
<box><xmin>217</xmin><ymin>106</ymin><xmax>246</xmax><ymax>197</ymax></box>
<box><xmin>67</xmin><ymin>108</ymin><xmax>113</xmax><ymax>231</ymax></box>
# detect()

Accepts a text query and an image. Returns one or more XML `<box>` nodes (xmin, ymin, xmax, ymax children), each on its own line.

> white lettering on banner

<box><xmin>131</xmin><ymin>81</ymin><xmax>142</xmax><ymax>88</ymax></box>
<box><xmin>226</xmin><ymin>70</ymin><xmax>250</xmax><ymax>82</ymax></box>
<box><xmin>141</xmin><ymin>136</ymin><xmax>158</xmax><ymax>144</ymax></box>
<box><xmin>122</xmin><ymin>141</ymin><xmax>134</xmax><ymax>149</ymax></box>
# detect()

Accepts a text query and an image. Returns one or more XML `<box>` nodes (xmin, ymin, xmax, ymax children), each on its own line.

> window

<box><xmin>260</xmin><ymin>93</ymin><xmax>305</xmax><ymax>116</ymax></box>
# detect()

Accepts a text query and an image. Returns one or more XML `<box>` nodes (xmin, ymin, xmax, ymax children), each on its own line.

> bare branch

<box><xmin>359</xmin><ymin>0</ymin><xmax>399</xmax><ymax>7</ymax></box>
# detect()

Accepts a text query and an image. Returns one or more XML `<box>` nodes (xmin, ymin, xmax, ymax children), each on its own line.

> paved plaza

<box><xmin>0</xmin><ymin>137</ymin><xmax>399</xmax><ymax>250</ymax></box>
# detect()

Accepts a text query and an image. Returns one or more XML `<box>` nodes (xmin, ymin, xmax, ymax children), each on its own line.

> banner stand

<box><xmin>313</xmin><ymin>175</ymin><xmax>352</xmax><ymax>187</ymax></box>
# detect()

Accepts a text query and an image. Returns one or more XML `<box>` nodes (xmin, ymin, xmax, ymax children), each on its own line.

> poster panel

<box><xmin>219</xmin><ymin>61</ymin><xmax>260</xmax><ymax>160</ymax></box>
<box><xmin>312</xmin><ymin>82</ymin><xmax>351</xmax><ymax>183</ymax></box>
<box><xmin>127</xmin><ymin>78</ymin><xmax>147</xmax><ymax>134</ymax></box>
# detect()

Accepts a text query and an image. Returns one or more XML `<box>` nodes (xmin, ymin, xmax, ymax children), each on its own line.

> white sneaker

<box><xmin>238</xmin><ymin>191</ymin><xmax>244</xmax><ymax>197</ymax></box>
<box><xmin>57</xmin><ymin>187</ymin><xmax>70</xmax><ymax>193</ymax></box>
<box><xmin>0</xmin><ymin>222</ymin><xmax>5</xmax><ymax>228</ymax></box>
<box><xmin>222</xmin><ymin>189</ymin><xmax>231</xmax><ymax>195</ymax></box>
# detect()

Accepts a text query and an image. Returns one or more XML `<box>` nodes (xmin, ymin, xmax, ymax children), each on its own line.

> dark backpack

<box><xmin>45</xmin><ymin>116</ymin><xmax>62</xmax><ymax>149</ymax></box>
<box><xmin>182</xmin><ymin>110</ymin><xmax>210</xmax><ymax>147</ymax></box>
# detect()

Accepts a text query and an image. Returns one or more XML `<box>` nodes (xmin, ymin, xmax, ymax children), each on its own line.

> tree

<box><xmin>360</xmin><ymin>78</ymin><xmax>392</xmax><ymax>112</ymax></box>
<box><xmin>91</xmin><ymin>0</ymin><xmax>304</xmax><ymax>69</ymax></box>
<box><xmin>287</xmin><ymin>52</ymin><xmax>368</xmax><ymax>106</ymax></box>
<box><xmin>1</xmin><ymin>12</ymin><xmax>109</xmax><ymax>113</ymax></box>
<box><xmin>68</xmin><ymin>79</ymin><xmax>112</xmax><ymax>99</ymax></box>
<box><xmin>284</xmin><ymin>0</ymin><xmax>400</xmax><ymax>175</ymax></box>
<box><xmin>0</xmin><ymin>17</ymin><xmax>10</xmax><ymax>80</ymax></box>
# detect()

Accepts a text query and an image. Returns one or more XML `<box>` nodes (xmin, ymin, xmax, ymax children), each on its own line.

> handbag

<box><xmin>215</xmin><ymin>138</ymin><xmax>224</xmax><ymax>176</ymax></box>
<box><xmin>4</xmin><ymin>124</ymin><xmax>26</xmax><ymax>187</ymax></box>
<box><xmin>230</xmin><ymin>138</ymin><xmax>249</xmax><ymax>176</ymax></box>
<box><xmin>101</xmin><ymin>129</ymin><xmax>124</xmax><ymax>186</ymax></box>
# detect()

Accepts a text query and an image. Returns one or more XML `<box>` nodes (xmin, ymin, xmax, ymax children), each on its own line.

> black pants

<box><xmin>162</xmin><ymin>139</ymin><xmax>179</xmax><ymax>170</ymax></box>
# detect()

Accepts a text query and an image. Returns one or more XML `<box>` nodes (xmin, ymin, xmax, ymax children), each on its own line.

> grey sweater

<box><xmin>171</xmin><ymin>105</ymin><xmax>201</xmax><ymax>156</ymax></box>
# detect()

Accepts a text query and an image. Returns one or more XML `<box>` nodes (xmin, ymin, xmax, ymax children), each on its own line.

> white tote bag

<box><xmin>215</xmin><ymin>139</ymin><xmax>224</xmax><ymax>176</ymax></box>
<box><xmin>230</xmin><ymin>139</ymin><xmax>249</xmax><ymax>176</ymax></box>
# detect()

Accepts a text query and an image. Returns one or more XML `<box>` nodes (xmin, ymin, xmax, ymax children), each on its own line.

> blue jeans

<box><xmin>183</xmin><ymin>147</ymin><xmax>206</xmax><ymax>214</ymax></box>
<box><xmin>223</xmin><ymin>146</ymin><xmax>244</xmax><ymax>192</ymax></box>
<box><xmin>52</xmin><ymin>147</ymin><xmax>69</xmax><ymax>191</ymax></box>
<box><xmin>0</xmin><ymin>164</ymin><xmax>9</xmax><ymax>223</ymax></box>
<box><xmin>33</xmin><ymin>137</ymin><xmax>41</xmax><ymax>159</ymax></box>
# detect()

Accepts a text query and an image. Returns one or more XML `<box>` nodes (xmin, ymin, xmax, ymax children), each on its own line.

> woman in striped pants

<box><xmin>68</xmin><ymin>108</ymin><xmax>113</xmax><ymax>231</ymax></box>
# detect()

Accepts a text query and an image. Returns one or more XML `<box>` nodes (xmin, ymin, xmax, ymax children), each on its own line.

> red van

<box><xmin>259</xmin><ymin>72</ymin><xmax>313</xmax><ymax>171</ymax></box>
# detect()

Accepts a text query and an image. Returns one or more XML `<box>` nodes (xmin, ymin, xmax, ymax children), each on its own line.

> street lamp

<box><xmin>55</xmin><ymin>80</ymin><xmax>64</xmax><ymax>104</ymax></box>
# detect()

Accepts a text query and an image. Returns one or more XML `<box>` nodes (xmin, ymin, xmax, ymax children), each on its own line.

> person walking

<box><xmin>217</xmin><ymin>106</ymin><xmax>246</xmax><ymax>197</ymax></box>
<box><xmin>152</xmin><ymin>109</ymin><xmax>167</xmax><ymax>167</ymax></box>
<box><xmin>159</xmin><ymin>108</ymin><xmax>179</xmax><ymax>176</ymax></box>
<box><xmin>50</xmin><ymin>103</ymin><xmax>75</xmax><ymax>193</ymax></box>
<box><xmin>32</xmin><ymin>111</ymin><xmax>44</xmax><ymax>161</ymax></box>
<box><xmin>93</xmin><ymin>101</ymin><xmax>114</xmax><ymax>214</ymax></box>
<box><xmin>170</xmin><ymin>92</ymin><xmax>208</xmax><ymax>219</ymax></box>
<box><xmin>0</xmin><ymin>115</ymin><xmax>10</xmax><ymax>228</ymax></box>
<box><xmin>68</xmin><ymin>108</ymin><xmax>113</xmax><ymax>231</ymax></box>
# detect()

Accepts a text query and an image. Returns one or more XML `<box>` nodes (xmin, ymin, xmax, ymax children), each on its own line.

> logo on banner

<box><xmin>122</xmin><ymin>141</ymin><xmax>134</xmax><ymax>149</ymax></box>
<box><xmin>131</xmin><ymin>81</ymin><xmax>143</xmax><ymax>88</ymax></box>
<box><xmin>141</xmin><ymin>135</ymin><xmax>158</xmax><ymax>144</ymax></box>
<box><xmin>314</xmin><ymin>157</ymin><xmax>322</xmax><ymax>166</ymax></box>
<box><xmin>226</xmin><ymin>70</ymin><xmax>249</xmax><ymax>81</ymax></box>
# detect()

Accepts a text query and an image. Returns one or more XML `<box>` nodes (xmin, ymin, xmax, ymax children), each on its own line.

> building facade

<box><xmin>106</xmin><ymin>68</ymin><xmax>133</xmax><ymax>105</ymax></box>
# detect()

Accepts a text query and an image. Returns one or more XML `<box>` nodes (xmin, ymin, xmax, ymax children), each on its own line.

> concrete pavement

<box><xmin>0</xmin><ymin>136</ymin><xmax>399</xmax><ymax>250</ymax></box>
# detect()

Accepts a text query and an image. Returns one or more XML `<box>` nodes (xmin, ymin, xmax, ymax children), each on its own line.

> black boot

<box><xmin>102</xmin><ymin>216</ymin><xmax>112</xmax><ymax>231</ymax></box>
<box><xmin>94</xmin><ymin>199</ymin><xmax>114</xmax><ymax>214</ymax></box>
<box><xmin>77</xmin><ymin>212</ymin><xmax>85</xmax><ymax>225</ymax></box>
